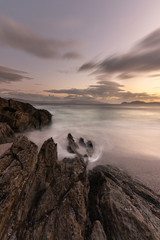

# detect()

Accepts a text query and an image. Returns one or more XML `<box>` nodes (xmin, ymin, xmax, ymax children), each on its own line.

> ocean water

<box><xmin>25</xmin><ymin>104</ymin><xmax>160</xmax><ymax>193</ymax></box>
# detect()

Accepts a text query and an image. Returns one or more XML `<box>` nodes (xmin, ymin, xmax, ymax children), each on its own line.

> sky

<box><xmin>1</xmin><ymin>0</ymin><xmax>160</xmax><ymax>103</ymax></box>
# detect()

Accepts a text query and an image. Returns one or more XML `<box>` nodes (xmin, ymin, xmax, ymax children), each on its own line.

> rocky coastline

<box><xmin>0</xmin><ymin>98</ymin><xmax>160</xmax><ymax>240</ymax></box>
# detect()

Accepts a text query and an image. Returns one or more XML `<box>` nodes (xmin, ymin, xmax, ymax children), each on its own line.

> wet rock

<box><xmin>0</xmin><ymin>97</ymin><xmax>52</xmax><ymax>133</ymax></box>
<box><xmin>67</xmin><ymin>133</ymin><xmax>79</xmax><ymax>154</ymax></box>
<box><xmin>67</xmin><ymin>134</ymin><xmax>94</xmax><ymax>158</ymax></box>
<box><xmin>79</xmin><ymin>137</ymin><xmax>86</xmax><ymax>147</ymax></box>
<box><xmin>0</xmin><ymin>122</ymin><xmax>15</xmax><ymax>144</ymax></box>
<box><xmin>87</xmin><ymin>140</ymin><xmax>93</xmax><ymax>149</ymax></box>
<box><xmin>86</xmin><ymin>140</ymin><xmax>94</xmax><ymax>157</ymax></box>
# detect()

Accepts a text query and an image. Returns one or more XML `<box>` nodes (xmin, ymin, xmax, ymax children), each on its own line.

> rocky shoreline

<box><xmin>0</xmin><ymin>98</ymin><xmax>160</xmax><ymax>239</ymax></box>
<box><xmin>0</xmin><ymin>135</ymin><xmax>160</xmax><ymax>239</ymax></box>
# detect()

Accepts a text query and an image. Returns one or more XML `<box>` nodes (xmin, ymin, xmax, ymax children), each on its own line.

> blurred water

<box><xmin>25</xmin><ymin>104</ymin><xmax>160</xmax><ymax>192</ymax></box>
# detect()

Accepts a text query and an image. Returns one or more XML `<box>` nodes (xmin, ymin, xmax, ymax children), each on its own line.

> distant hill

<box><xmin>121</xmin><ymin>101</ymin><xmax>160</xmax><ymax>105</ymax></box>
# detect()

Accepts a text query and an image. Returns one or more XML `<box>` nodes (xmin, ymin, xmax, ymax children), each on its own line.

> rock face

<box><xmin>0</xmin><ymin>136</ymin><xmax>88</xmax><ymax>240</ymax></box>
<box><xmin>0</xmin><ymin>136</ymin><xmax>160</xmax><ymax>239</ymax></box>
<box><xmin>0</xmin><ymin>122</ymin><xmax>15</xmax><ymax>144</ymax></box>
<box><xmin>0</xmin><ymin>97</ymin><xmax>52</xmax><ymax>133</ymax></box>
<box><xmin>88</xmin><ymin>165</ymin><xmax>160</xmax><ymax>240</ymax></box>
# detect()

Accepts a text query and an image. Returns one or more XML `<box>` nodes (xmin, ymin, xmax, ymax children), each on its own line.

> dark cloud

<box><xmin>79</xmin><ymin>28</ymin><xmax>160</xmax><ymax>76</ymax></box>
<box><xmin>117</xmin><ymin>73</ymin><xmax>135</xmax><ymax>80</ymax></box>
<box><xmin>0</xmin><ymin>15</ymin><xmax>81</xmax><ymax>60</ymax></box>
<box><xmin>79</xmin><ymin>62</ymin><xmax>97</xmax><ymax>71</ymax></box>
<box><xmin>0</xmin><ymin>65</ymin><xmax>31</xmax><ymax>83</ymax></box>
<box><xmin>135</xmin><ymin>29</ymin><xmax>160</xmax><ymax>51</ymax></box>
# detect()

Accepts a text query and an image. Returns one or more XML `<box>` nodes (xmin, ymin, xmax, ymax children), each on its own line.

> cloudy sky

<box><xmin>1</xmin><ymin>0</ymin><xmax>160</xmax><ymax>103</ymax></box>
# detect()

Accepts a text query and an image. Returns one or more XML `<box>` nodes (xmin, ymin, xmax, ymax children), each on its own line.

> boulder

<box><xmin>0</xmin><ymin>97</ymin><xmax>52</xmax><ymax>133</ymax></box>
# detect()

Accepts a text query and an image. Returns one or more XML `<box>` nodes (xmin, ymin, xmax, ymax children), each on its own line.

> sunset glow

<box><xmin>1</xmin><ymin>0</ymin><xmax>160</xmax><ymax>103</ymax></box>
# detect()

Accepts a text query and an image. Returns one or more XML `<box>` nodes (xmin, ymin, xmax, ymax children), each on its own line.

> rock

<box><xmin>90</xmin><ymin>220</ymin><xmax>107</xmax><ymax>240</ymax></box>
<box><xmin>86</xmin><ymin>140</ymin><xmax>94</xmax><ymax>157</ymax></box>
<box><xmin>67</xmin><ymin>134</ymin><xmax>94</xmax><ymax>158</ymax></box>
<box><xmin>1</xmin><ymin>135</ymin><xmax>160</xmax><ymax>240</ymax></box>
<box><xmin>88</xmin><ymin>165</ymin><xmax>160</xmax><ymax>240</ymax></box>
<box><xmin>87</xmin><ymin>140</ymin><xmax>93</xmax><ymax>149</ymax></box>
<box><xmin>79</xmin><ymin>137</ymin><xmax>86</xmax><ymax>147</ymax></box>
<box><xmin>0</xmin><ymin>122</ymin><xmax>15</xmax><ymax>144</ymax></box>
<box><xmin>67</xmin><ymin>133</ymin><xmax>79</xmax><ymax>154</ymax></box>
<box><xmin>0</xmin><ymin>97</ymin><xmax>52</xmax><ymax>133</ymax></box>
<box><xmin>0</xmin><ymin>136</ymin><xmax>88</xmax><ymax>240</ymax></box>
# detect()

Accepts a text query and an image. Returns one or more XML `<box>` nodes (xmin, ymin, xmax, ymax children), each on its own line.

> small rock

<box><xmin>67</xmin><ymin>133</ymin><xmax>78</xmax><ymax>154</ymax></box>
<box><xmin>87</xmin><ymin>140</ymin><xmax>93</xmax><ymax>149</ymax></box>
<box><xmin>79</xmin><ymin>137</ymin><xmax>86</xmax><ymax>147</ymax></box>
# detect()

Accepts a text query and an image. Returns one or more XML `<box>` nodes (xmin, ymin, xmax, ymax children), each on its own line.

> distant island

<box><xmin>121</xmin><ymin>101</ymin><xmax>160</xmax><ymax>105</ymax></box>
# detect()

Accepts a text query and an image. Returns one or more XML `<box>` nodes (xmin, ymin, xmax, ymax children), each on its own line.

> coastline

<box><xmin>1</xmin><ymin>135</ymin><xmax>160</xmax><ymax>239</ymax></box>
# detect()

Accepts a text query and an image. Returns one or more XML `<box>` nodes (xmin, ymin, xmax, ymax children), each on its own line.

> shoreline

<box><xmin>1</xmin><ymin>135</ymin><xmax>160</xmax><ymax>196</ymax></box>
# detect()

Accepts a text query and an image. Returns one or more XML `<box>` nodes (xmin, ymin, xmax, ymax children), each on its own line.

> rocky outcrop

<box><xmin>0</xmin><ymin>97</ymin><xmax>52</xmax><ymax>133</ymax></box>
<box><xmin>0</xmin><ymin>136</ymin><xmax>160</xmax><ymax>239</ymax></box>
<box><xmin>67</xmin><ymin>133</ymin><xmax>94</xmax><ymax>159</ymax></box>
<box><xmin>0</xmin><ymin>136</ymin><xmax>88</xmax><ymax>240</ymax></box>
<box><xmin>88</xmin><ymin>165</ymin><xmax>160</xmax><ymax>240</ymax></box>
<box><xmin>0</xmin><ymin>122</ymin><xmax>15</xmax><ymax>144</ymax></box>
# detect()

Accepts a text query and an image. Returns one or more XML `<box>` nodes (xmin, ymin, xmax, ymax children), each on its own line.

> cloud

<box><xmin>1</xmin><ymin>80</ymin><xmax>160</xmax><ymax>104</ymax></box>
<box><xmin>117</xmin><ymin>73</ymin><xmax>135</xmax><ymax>80</ymax></box>
<box><xmin>0</xmin><ymin>89</ymin><xmax>62</xmax><ymax>102</ymax></box>
<box><xmin>63</xmin><ymin>52</ymin><xmax>82</xmax><ymax>59</ymax></box>
<box><xmin>0</xmin><ymin>89</ymin><xmax>100</xmax><ymax>104</ymax></box>
<box><xmin>78</xmin><ymin>61</ymin><xmax>97</xmax><ymax>71</ymax></box>
<box><xmin>44</xmin><ymin>80</ymin><xmax>160</xmax><ymax>103</ymax></box>
<box><xmin>0</xmin><ymin>65</ymin><xmax>31</xmax><ymax>83</ymax></box>
<box><xmin>0</xmin><ymin>15</ymin><xmax>82</xmax><ymax>59</ymax></box>
<box><xmin>148</xmin><ymin>74</ymin><xmax>160</xmax><ymax>78</ymax></box>
<box><xmin>79</xmin><ymin>28</ymin><xmax>160</xmax><ymax>77</ymax></box>
<box><xmin>44</xmin><ymin>80</ymin><xmax>124</xmax><ymax>100</ymax></box>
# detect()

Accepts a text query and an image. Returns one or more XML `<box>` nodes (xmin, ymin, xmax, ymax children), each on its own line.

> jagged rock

<box><xmin>67</xmin><ymin>134</ymin><xmax>94</xmax><ymax>158</ymax></box>
<box><xmin>67</xmin><ymin>133</ymin><xmax>79</xmax><ymax>154</ymax></box>
<box><xmin>79</xmin><ymin>137</ymin><xmax>86</xmax><ymax>147</ymax></box>
<box><xmin>86</xmin><ymin>140</ymin><xmax>94</xmax><ymax>157</ymax></box>
<box><xmin>1</xmin><ymin>135</ymin><xmax>160</xmax><ymax>240</ymax></box>
<box><xmin>88</xmin><ymin>165</ymin><xmax>160</xmax><ymax>240</ymax></box>
<box><xmin>87</xmin><ymin>140</ymin><xmax>93</xmax><ymax>149</ymax></box>
<box><xmin>90</xmin><ymin>220</ymin><xmax>107</xmax><ymax>240</ymax></box>
<box><xmin>0</xmin><ymin>122</ymin><xmax>15</xmax><ymax>144</ymax></box>
<box><xmin>0</xmin><ymin>97</ymin><xmax>52</xmax><ymax>132</ymax></box>
<box><xmin>0</xmin><ymin>136</ymin><xmax>88</xmax><ymax>240</ymax></box>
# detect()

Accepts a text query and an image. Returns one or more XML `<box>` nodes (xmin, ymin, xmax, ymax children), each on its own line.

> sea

<box><xmin>25</xmin><ymin>104</ymin><xmax>160</xmax><ymax>193</ymax></box>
